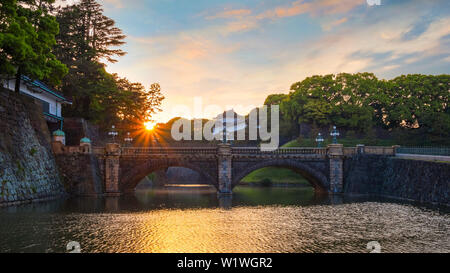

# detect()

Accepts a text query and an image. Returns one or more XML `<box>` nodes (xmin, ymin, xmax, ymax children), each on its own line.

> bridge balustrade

<box><xmin>120</xmin><ymin>147</ymin><xmax>217</xmax><ymax>155</ymax></box>
<box><xmin>363</xmin><ymin>146</ymin><xmax>395</xmax><ymax>155</ymax></box>
<box><xmin>92</xmin><ymin>145</ymin><xmax>396</xmax><ymax>157</ymax></box>
<box><xmin>231</xmin><ymin>147</ymin><xmax>327</xmax><ymax>155</ymax></box>
<box><xmin>343</xmin><ymin>147</ymin><xmax>357</xmax><ymax>156</ymax></box>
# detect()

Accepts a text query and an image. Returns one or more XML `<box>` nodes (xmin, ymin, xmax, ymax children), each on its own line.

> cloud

<box><xmin>106</xmin><ymin>0</ymin><xmax>450</xmax><ymax>122</ymax></box>
<box><xmin>206</xmin><ymin>9</ymin><xmax>252</xmax><ymax>19</ymax></box>
<box><xmin>323</xmin><ymin>17</ymin><xmax>348</xmax><ymax>31</ymax></box>
<box><xmin>203</xmin><ymin>0</ymin><xmax>366</xmax><ymax>34</ymax></box>
<box><xmin>258</xmin><ymin>0</ymin><xmax>365</xmax><ymax>19</ymax></box>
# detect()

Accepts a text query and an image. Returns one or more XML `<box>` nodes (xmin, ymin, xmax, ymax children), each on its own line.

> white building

<box><xmin>2</xmin><ymin>75</ymin><xmax>72</xmax><ymax>129</ymax></box>
<box><xmin>212</xmin><ymin>110</ymin><xmax>247</xmax><ymax>141</ymax></box>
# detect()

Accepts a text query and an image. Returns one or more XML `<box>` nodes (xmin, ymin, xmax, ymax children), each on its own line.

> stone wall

<box><xmin>54</xmin><ymin>153</ymin><xmax>103</xmax><ymax>196</ymax></box>
<box><xmin>64</xmin><ymin>117</ymin><xmax>104</xmax><ymax>146</ymax></box>
<box><xmin>0</xmin><ymin>87</ymin><xmax>65</xmax><ymax>205</ymax></box>
<box><xmin>343</xmin><ymin>155</ymin><xmax>449</xmax><ymax>205</ymax></box>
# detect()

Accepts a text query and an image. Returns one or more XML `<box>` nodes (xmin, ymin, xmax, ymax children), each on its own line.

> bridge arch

<box><xmin>119</xmin><ymin>158</ymin><xmax>217</xmax><ymax>192</ymax></box>
<box><xmin>232</xmin><ymin>159</ymin><xmax>329</xmax><ymax>193</ymax></box>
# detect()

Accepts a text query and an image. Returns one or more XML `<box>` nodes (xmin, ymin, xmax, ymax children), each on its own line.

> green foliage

<box><xmin>240</xmin><ymin>167</ymin><xmax>310</xmax><ymax>185</ymax></box>
<box><xmin>264</xmin><ymin>94</ymin><xmax>288</xmax><ymax>106</ymax></box>
<box><xmin>29</xmin><ymin>147</ymin><xmax>37</xmax><ymax>156</ymax></box>
<box><xmin>54</xmin><ymin>0</ymin><xmax>164</xmax><ymax>128</ymax></box>
<box><xmin>0</xmin><ymin>0</ymin><xmax>68</xmax><ymax>87</ymax></box>
<box><xmin>147</xmin><ymin>173</ymin><xmax>156</xmax><ymax>181</ymax></box>
<box><xmin>274</xmin><ymin>73</ymin><xmax>449</xmax><ymax>145</ymax></box>
<box><xmin>260</xmin><ymin>178</ymin><xmax>273</xmax><ymax>187</ymax></box>
<box><xmin>15</xmin><ymin>160</ymin><xmax>25</xmax><ymax>176</ymax></box>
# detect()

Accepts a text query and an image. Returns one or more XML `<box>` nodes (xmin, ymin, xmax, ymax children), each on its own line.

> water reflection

<box><xmin>0</xmin><ymin>186</ymin><xmax>448</xmax><ymax>253</ymax></box>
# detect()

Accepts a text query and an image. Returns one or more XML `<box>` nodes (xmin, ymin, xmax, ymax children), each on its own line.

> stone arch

<box><xmin>232</xmin><ymin>159</ymin><xmax>328</xmax><ymax>193</ymax></box>
<box><xmin>119</xmin><ymin>158</ymin><xmax>217</xmax><ymax>192</ymax></box>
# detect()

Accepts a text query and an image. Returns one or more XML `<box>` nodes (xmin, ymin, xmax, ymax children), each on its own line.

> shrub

<box><xmin>260</xmin><ymin>178</ymin><xmax>273</xmax><ymax>187</ymax></box>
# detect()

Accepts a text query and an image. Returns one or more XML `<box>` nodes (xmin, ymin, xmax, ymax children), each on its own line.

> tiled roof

<box><xmin>21</xmin><ymin>75</ymin><xmax>72</xmax><ymax>103</ymax></box>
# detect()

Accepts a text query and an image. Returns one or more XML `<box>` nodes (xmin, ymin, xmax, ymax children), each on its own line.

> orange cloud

<box><xmin>206</xmin><ymin>0</ymin><xmax>365</xmax><ymax>34</ymax></box>
<box><xmin>207</xmin><ymin>8</ymin><xmax>252</xmax><ymax>19</ymax></box>
<box><xmin>323</xmin><ymin>17</ymin><xmax>348</xmax><ymax>30</ymax></box>
<box><xmin>259</xmin><ymin>0</ymin><xmax>365</xmax><ymax>19</ymax></box>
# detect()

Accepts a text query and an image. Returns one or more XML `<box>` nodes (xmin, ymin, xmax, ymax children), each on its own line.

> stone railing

<box><xmin>363</xmin><ymin>146</ymin><xmax>396</xmax><ymax>155</ymax></box>
<box><xmin>343</xmin><ymin>147</ymin><xmax>357</xmax><ymax>156</ymax></box>
<box><xmin>52</xmin><ymin>141</ymin><xmax>91</xmax><ymax>155</ymax></box>
<box><xmin>65</xmin><ymin>144</ymin><xmax>399</xmax><ymax>157</ymax></box>
<box><xmin>120</xmin><ymin>147</ymin><xmax>218</xmax><ymax>156</ymax></box>
<box><xmin>92</xmin><ymin>146</ymin><xmax>105</xmax><ymax>155</ymax></box>
<box><xmin>232</xmin><ymin>147</ymin><xmax>327</xmax><ymax>155</ymax></box>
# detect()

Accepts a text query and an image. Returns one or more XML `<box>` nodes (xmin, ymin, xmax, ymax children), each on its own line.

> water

<box><xmin>0</xmin><ymin>186</ymin><xmax>448</xmax><ymax>253</ymax></box>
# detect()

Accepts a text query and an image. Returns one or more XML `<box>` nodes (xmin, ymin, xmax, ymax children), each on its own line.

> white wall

<box><xmin>2</xmin><ymin>79</ymin><xmax>62</xmax><ymax>117</ymax></box>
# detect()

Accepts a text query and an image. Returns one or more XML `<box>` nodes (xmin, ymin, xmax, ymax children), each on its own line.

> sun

<box><xmin>144</xmin><ymin>121</ymin><xmax>156</xmax><ymax>131</ymax></box>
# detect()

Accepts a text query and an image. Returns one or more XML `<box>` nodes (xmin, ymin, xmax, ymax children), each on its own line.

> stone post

<box><xmin>327</xmin><ymin>144</ymin><xmax>344</xmax><ymax>194</ymax></box>
<box><xmin>217</xmin><ymin>143</ymin><xmax>232</xmax><ymax>195</ymax></box>
<box><xmin>356</xmin><ymin>144</ymin><xmax>365</xmax><ymax>155</ymax></box>
<box><xmin>79</xmin><ymin>137</ymin><xmax>92</xmax><ymax>154</ymax></box>
<box><xmin>52</xmin><ymin>129</ymin><xmax>66</xmax><ymax>145</ymax></box>
<box><xmin>104</xmin><ymin>143</ymin><xmax>121</xmax><ymax>196</ymax></box>
<box><xmin>392</xmin><ymin>145</ymin><xmax>400</xmax><ymax>156</ymax></box>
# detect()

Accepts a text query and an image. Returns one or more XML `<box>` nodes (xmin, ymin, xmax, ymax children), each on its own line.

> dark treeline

<box><xmin>265</xmin><ymin>73</ymin><xmax>449</xmax><ymax>145</ymax></box>
<box><xmin>1</xmin><ymin>0</ymin><xmax>164</xmax><ymax>132</ymax></box>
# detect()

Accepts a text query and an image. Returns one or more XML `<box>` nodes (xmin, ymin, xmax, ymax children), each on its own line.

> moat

<box><xmin>0</xmin><ymin>186</ymin><xmax>448</xmax><ymax>253</ymax></box>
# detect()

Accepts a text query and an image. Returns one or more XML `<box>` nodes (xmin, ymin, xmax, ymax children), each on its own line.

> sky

<box><xmin>92</xmin><ymin>0</ymin><xmax>450</xmax><ymax>122</ymax></box>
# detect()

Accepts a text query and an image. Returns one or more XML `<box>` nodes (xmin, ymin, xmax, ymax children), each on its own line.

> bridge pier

<box><xmin>217</xmin><ymin>143</ymin><xmax>232</xmax><ymax>195</ymax></box>
<box><xmin>104</xmin><ymin>143</ymin><xmax>121</xmax><ymax>196</ymax></box>
<box><xmin>327</xmin><ymin>144</ymin><xmax>344</xmax><ymax>193</ymax></box>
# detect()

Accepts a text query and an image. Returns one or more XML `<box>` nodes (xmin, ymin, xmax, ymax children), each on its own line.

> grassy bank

<box><xmin>240</xmin><ymin>167</ymin><xmax>311</xmax><ymax>186</ymax></box>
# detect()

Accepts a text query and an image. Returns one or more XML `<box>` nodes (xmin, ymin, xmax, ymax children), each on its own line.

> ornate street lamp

<box><xmin>108</xmin><ymin>125</ymin><xmax>118</xmax><ymax>142</ymax></box>
<box><xmin>124</xmin><ymin>132</ymin><xmax>133</xmax><ymax>146</ymax></box>
<box><xmin>315</xmin><ymin>132</ymin><xmax>324</xmax><ymax>147</ymax></box>
<box><xmin>330</xmin><ymin>125</ymin><xmax>340</xmax><ymax>144</ymax></box>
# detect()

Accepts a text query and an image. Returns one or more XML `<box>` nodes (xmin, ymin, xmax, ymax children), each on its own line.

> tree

<box><xmin>268</xmin><ymin>73</ymin><xmax>450</xmax><ymax>145</ymax></box>
<box><xmin>282</xmin><ymin>75</ymin><xmax>336</xmax><ymax>127</ymax></box>
<box><xmin>381</xmin><ymin>74</ymin><xmax>450</xmax><ymax>143</ymax></box>
<box><xmin>53</xmin><ymin>0</ymin><xmax>164</xmax><ymax>129</ymax></box>
<box><xmin>0</xmin><ymin>0</ymin><xmax>67</xmax><ymax>91</ymax></box>
<box><xmin>264</xmin><ymin>94</ymin><xmax>288</xmax><ymax>106</ymax></box>
<box><xmin>54</xmin><ymin>0</ymin><xmax>126</xmax><ymax>116</ymax></box>
<box><xmin>331</xmin><ymin>73</ymin><xmax>379</xmax><ymax>132</ymax></box>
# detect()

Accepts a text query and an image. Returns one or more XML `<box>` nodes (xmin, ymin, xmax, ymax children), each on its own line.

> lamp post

<box><xmin>222</xmin><ymin>114</ymin><xmax>227</xmax><ymax>144</ymax></box>
<box><xmin>315</xmin><ymin>132</ymin><xmax>324</xmax><ymax>147</ymax></box>
<box><xmin>330</xmin><ymin>126</ymin><xmax>340</xmax><ymax>144</ymax></box>
<box><xmin>124</xmin><ymin>132</ymin><xmax>133</xmax><ymax>147</ymax></box>
<box><xmin>108</xmin><ymin>125</ymin><xmax>118</xmax><ymax>142</ymax></box>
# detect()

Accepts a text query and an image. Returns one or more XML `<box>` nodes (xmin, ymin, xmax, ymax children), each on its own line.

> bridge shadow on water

<box><xmin>3</xmin><ymin>185</ymin><xmax>447</xmax><ymax>214</ymax></box>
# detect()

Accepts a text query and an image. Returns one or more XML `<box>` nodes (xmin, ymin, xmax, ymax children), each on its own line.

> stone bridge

<box><xmin>85</xmin><ymin>143</ymin><xmax>397</xmax><ymax>195</ymax></box>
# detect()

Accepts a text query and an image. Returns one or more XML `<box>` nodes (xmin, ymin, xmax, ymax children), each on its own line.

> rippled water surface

<box><xmin>0</xmin><ymin>186</ymin><xmax>448</xmax><ymax>253</ymax></box>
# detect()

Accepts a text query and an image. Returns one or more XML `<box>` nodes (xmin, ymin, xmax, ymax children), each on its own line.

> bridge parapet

<box><xmin>232</xmin><ymin>147</ymin><xmax>327</xmax><ymax>155</ymax></box>
<box><xmin>120</xmin><ymin>147</ymin><xmax>217</xmax><ymax>156</ymax></box>
<box><xmin>363</xmin><ymin>146</ymin><xmax>396</xmax><ymax>155</ymax></box>
<box><xmin>91</xmin><ymin>145</ymin><xmax>396</xmax><ymax>157</ymax></box>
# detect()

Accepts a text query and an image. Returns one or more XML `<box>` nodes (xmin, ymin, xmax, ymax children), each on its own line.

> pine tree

<box><xmin>54</xmin><ymin>0</ymin><xmax>163</xmax><ymax>128</ymax></box>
